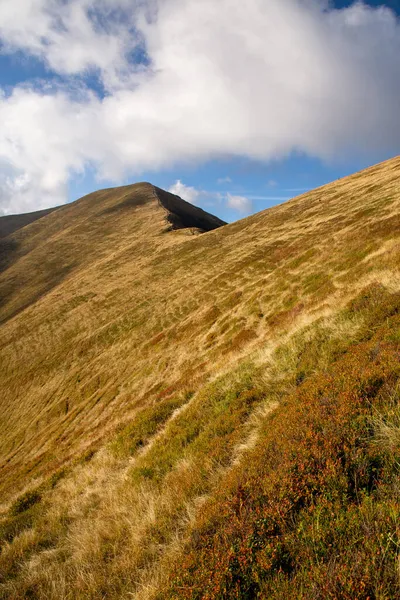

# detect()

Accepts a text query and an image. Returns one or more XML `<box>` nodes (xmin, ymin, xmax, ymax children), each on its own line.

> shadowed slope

<box><xmin>0</xmin><ymin>207</ymin><xmax>59</xmax><ymax>240</ymax></box>
<box><xmin>0</xmin><ymin>156</ymin><xmax>399</xmax><ymax>600</ymax></box>
<box><xmin>154</xmin><ymin>186</ymin><xmax>226</xmax><ymax>231</ymax></box>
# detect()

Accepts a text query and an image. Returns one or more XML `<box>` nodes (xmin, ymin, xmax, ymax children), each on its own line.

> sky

<box><xmin>0</xmin><ymin>0</ymin><xmax>399</xmax><ymax>222</ymax></box>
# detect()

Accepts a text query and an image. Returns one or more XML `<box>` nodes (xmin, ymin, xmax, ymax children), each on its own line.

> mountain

<box><xmin>0</xmin><ymin>183</ymin><xmax>225</xmax><ymax>325</ymax></box>
<box><xmin>0</xmin><ymin>157</ymin><xmax>399</xmax><ymax>600</ymax></box>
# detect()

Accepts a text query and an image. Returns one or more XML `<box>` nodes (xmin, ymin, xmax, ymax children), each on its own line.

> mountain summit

<box><xmin>0</xmin><ymin>183</ymin><xmax>225</xmax><ymax>325</ymax></box>
<box><xmin>0</xmin><ymin>157</ymin><xmax>399</xmax><ymax>599</ymax></box>
<box><xmin>0</xmin><ymin>184</ymin><xmax>225</xmax><ymax>241</ymax></box>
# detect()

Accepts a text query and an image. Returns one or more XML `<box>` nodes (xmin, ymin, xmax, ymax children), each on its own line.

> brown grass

<box><xmin>0</xmin><ymin>156</ymin><xmax>399</xmax><ymax>598</ymax></box>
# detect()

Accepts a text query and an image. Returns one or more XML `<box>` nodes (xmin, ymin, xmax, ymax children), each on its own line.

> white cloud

<box><xmin>0</xmin><ymin>0</ymin><xmax>399</xmax><ymax>213</ymax></box>
<box><xmin>226</xmin><ymin>193</ymin><xmax>252</xmax><ymax>214</ymax></box>
<box><xmin>168</xmin><ymin>180</ymin><xmax>252</xmax><ymax>215</ymax></box>
<box><xmin>168</xmin><ymin>180</ymin><xmax>200</xmax><ymax>204</ymax></box>
<box><xmin>0</xmin><ymin>0</ymin><xmax>137</xmax><ymax>90</ymax></box>
<box><xmin>217</xmin><ymin>176</ymin><xmax>232</xmax><ymax>184</ymax></box>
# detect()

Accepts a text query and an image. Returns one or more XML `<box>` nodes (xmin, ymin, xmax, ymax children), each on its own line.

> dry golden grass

<box><xmin>0</xmin><ymin>156</ymin><xmax>399</xmax><ymax>599</ymax></box>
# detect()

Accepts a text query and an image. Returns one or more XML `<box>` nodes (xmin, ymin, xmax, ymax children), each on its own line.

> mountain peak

<box><xmin>0</xmin><ymin>182</ymin><xmax>226</xmax><ymax>325</ymax></box>
<box><xmin>0</xmin><ymin>182</ymin><xmax>226</xmax><ymax>242</ymax></box>
<box><xmin>95</xmin><ymin>181</ymin><xmax>226</xmax><ymax>232</ymax></box>
<box><xmin>152</xmin><ymin>185</ymin><xmax>226</xmax><ymax>232</ymax></box>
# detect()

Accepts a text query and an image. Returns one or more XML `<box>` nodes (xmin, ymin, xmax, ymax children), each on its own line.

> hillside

<box><xmin>0</xmin><ymin>207</ymin><xmax>59</xmax><ymax>240</ymax></box>
<box><xmin>0</xmin><ymin>156</ymin><xmax>399</xmax><ymax>599</ymax></box>
<box><xmin>0</xmin><ymin>183</ymin><xmax>225</xmax><ymax>325</ymax></box>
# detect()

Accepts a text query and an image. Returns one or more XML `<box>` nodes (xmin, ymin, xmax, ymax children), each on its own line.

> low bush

<box><xmin>164</xmin><ymin>290</ymin><xmax>400</xmax><ymax>599</ymax></box>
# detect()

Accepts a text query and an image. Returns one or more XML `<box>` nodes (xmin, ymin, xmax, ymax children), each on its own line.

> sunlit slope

<box><xmin>0</xmin><ymin>156</ymin><xmax>399</xmax><ymax>600</ymax></box>
<box><xmin>0</xmin><ymin>156</ymin><xmax>399</xmax><ymax>504</ymax></box>
<box><xmin>0</xmin><ymin>182</ymin><xmax>224</xmax><ymax>324</ymax></box>
<box><xmin>163</xmin><ymin>286</ymin><xmax>400</xmax><ymax>600</ymax></box>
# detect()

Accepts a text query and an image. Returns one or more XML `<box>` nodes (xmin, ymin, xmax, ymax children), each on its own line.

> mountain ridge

<box><xmin>0</xmin><ymin>183</ymin><xmax>226</xmax><ymax>325</ymax></box>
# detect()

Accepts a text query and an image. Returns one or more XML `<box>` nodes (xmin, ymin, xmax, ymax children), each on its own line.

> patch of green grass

<box><xmin>110</xmin><ymin>393</ymin><xmax>192</xmax><ymax>458</ymax></box>
<box><xmin>302</xmin><ymin>271</ymin><xmax>332</xmax><ymax>295</ymax></box>
<box><xmin>47</xmin><ymin>468</ymin><xmax>68</xmax><ymax>489</ymax></box>
<box><xmin>164</xmin><ymin>290</ymin><xmax>400</xmax><ymax>600</ymax></box>
<box><xmin>0</xmin><ymin>503</ymin><xmax>43</xmax><ymax>546</ymax></box>
<box><xmin>10</xmin><ymin>488</ymin><xmax>42</xmax><ymax>516</ymax></box>
<box><xmin>129</xmin><ymin>363</ymin><xmax>264</xmax><ymax>485</ymax></box>
<box><xmin>287</xmin><ymin>248</ymin><xmax>316</xmax><ymax>270</ymax></box>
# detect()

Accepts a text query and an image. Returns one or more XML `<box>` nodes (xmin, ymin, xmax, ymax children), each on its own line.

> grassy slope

<box><xmin>0</xmin><ymin>207</ymin><xmax>59</xmax><ymax>240</ymax></box>
<box><xmin>164</xmin><ymin>286</ymin><xmax>400</xmax><ymax>599</ymax></box>
<box><xmin>0</xmin><ymin>157</ymin><xmax>399</xmax><ymax>599</ymax></box>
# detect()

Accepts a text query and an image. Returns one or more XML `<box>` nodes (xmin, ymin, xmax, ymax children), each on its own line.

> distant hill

<box><xmin>0</xmin><ymin>206</ymin><xmax>59</xmax><ymax>239</ymax></box>
<box><xmin>0</xmin><ymin>157</ymin><xmax>399</xmax><ymax>600</ymax></box>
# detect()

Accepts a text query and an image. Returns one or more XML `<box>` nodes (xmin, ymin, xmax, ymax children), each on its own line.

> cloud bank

<box><xmin>0</xmin><ymin>0</ymin><xmax>399</xmax><ymax>214</ymax></box>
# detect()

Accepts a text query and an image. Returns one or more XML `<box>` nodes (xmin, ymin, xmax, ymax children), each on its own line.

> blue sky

<box><xmin>0</xmin><ymin>0</ymin><xmax>399</xmax><ymax>221</ymax></box>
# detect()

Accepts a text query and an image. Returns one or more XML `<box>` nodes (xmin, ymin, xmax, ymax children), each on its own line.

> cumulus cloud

<box><xmin>168</xmin><ymin>180</ymin><xmax>201</xmax><ymax>204</ymax></box>
<box><xmin>226</xmin><ymin>193</ymin><xmax>252</xmax><ymax>214</ymax></box>
<box><xmin>0</xmin><ymin>0</ymin><xmax>399</xmax><ymax>213</ymax></box>
<box><xmin>0</xmin><ymin>0</ymin><xmax>138</xmax><ymax>89</ymax></box>
<box><xmin>168</xmin><ymin>180</ymin><xmax>253</xmax><ymax>215</ymax></box>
